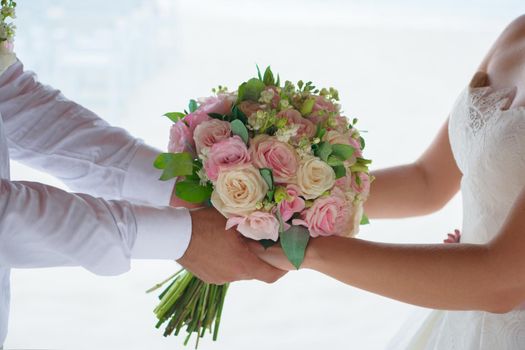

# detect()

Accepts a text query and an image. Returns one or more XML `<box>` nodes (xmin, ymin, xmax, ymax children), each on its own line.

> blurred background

<box><xmin>5</xmin><ymin>0</ymin><xmax>525</xmax><ymax>349</ymax></box>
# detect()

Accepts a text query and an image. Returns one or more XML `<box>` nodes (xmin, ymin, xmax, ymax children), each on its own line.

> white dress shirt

<box><xmin>0</xmin><ymin>59</ymin><xmax>192</xmax><ymax>346</ymax></box>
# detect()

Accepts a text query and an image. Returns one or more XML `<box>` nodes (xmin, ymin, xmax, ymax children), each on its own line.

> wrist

<box><xmin>303</xmin><ymin>237</ymin><xmax>324</xmax><ymax>270</ymax></box>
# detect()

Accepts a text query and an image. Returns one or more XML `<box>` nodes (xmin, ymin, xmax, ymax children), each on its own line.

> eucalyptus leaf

<box><xmin>163</xmin><ymin>112</ymin><xmax>185</xmax><ymax>123</ymax></box>
<box><xmin>317</xmin><ymin>142</ymin><xmax>332</xmax><ymax>162</ymax></box>
<box><xmin>175</xmin><ymin>180</ymin><xmax>213</xmax><ymax>203</ymax></box>
<box><xmin>154</xmin><ymin>152</ymin><xmax>194</xmax><ymax>180</ymax></box>
<box><xmin>231</xmin><ymin>119</ymin><xmax>249</xmax><ymax>144</ymax></box>
<box><xmin>327</xmin><ymin>155</ymin><xmax>344</xmax><ymax>167</ymax></box>
<box><xmin>280</xmin><ymin>226</ymin><xmax>310</xmax><ymax>270</ymax></box>
<box><xmin>332</xmin><ymin>165</ymin><xmax>346</xmax><ymax>179</ymax></box>
<box><xmin>259</xmin><ymin>168</ymin><xmax>274</xmax><ymax>190</ymax></box>
<box><xmin>331</xmin><ymin>144</ymin><xmax>355</xmax><ymax>161</ymax></box>
<box><xmin>188</xmin><ymin>99</ymin><xmax>198</xmax><ymax>113</ymax></box>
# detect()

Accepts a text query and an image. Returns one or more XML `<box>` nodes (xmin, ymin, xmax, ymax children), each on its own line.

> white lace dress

<box><xmin>390</xmin><ymin>85</ymin><xmax>525</xmax><ymax>349</ymax></box>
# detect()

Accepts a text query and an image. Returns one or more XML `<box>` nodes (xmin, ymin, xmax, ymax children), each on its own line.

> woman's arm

<box><xmin>365</xmin><ymin>119</ymin><xmax>462</xmax><ymax>218</ymax></box>
<box><xmin>252</xmin><ymin>187</ymin><xmax>525</xmax><ymax>313</ymax></box>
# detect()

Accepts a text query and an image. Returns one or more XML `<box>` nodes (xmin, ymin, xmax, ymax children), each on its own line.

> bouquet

<box><xmin>148</xmin><ymin>66</ymin><xmax>373</xmax><ymax>347</ymax></box>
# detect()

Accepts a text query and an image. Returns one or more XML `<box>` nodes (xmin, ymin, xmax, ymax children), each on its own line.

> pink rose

<box><xmin>199</xmin><ymin>94</ymin><xmax>235</xmax><ymax>115</ymax></box>
<box><xmin>204</xmin><ymin>136</ymin><xmax>251</xmax><ymax>181</ymax></box>
<box><xmin>293</xmin><ymin>187</ymin><xmax>356</xmax><ymax>237</ymax></box>
<box><xmin>277</xmin><ymin>109</ymin><xmax>316</xmax><ymax>140</ymax></box>
<box><xmin>193</xmin><ymin>119</ymin><xmax>232</xmax><ymax>154</ymax></box>
<box><xmin>238</xmin><ymin>101</ymin><xmax>263</xmax><ymax>118</ymax></box>
<box><xmin>226</xmin><ymin>211</ymin><xmax>280</xmax><ymax>241</ymax></box>
<box><xmin>351</xmin><ymin>172</ymin><xmax>371</xmax><ymax>198</ymax></box>
<box><xmin>249</xmin><ymin>135</ymin><xmax>299</xmax><ymax>183</ymax></box>
<box><xmin>335</xmin><ymin>172</ymin><xmax>370</xmax><ymax>199</ymax></box>
<box><xmin>168</xmin><ymin>121</ymin><xmax>195</xmax><ymax>155</ymax></box>
<box><xmin>308</xmin><ymin>96</ymin><xmax>337</xmax><ymax>124</ymax></box>
<box><xmin>278</xmin><ymin>184</ymin><xmax>305</xmax><ymax>222</ymax></box>
<box><xmin>185</xmin><ymin>111</ymin><xmax>211</xmax><ymax>133</ymax></box>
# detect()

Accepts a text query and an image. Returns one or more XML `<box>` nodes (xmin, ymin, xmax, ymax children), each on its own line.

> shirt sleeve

<box><xmin>0</xmin><ymin>179</ymin><xmax>192</xmax><ymax>276</ymax></box>
<box><xmin>0</xmin><ymin>59</ymin><xmax>175</xmax><ymax>206</ymax></box>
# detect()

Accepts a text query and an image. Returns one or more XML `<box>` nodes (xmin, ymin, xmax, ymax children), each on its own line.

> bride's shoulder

<box><xmin>498</xmin><ymin>15</ymin><xmax>525</xmax><ymax>45</ymax></box>
<box><xmin>477</xmin><ymin>15</ymin><xmax>525</xmax><ymax>71</ymax></box>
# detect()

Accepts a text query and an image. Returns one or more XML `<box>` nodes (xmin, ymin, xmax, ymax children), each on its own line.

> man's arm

<box><xmin>0</xmin><ymin>178</ymin><xmax>190</xmax><ymax>275</ymax></box>
<box><xmin>0</xmin><ymin>60</ymin><xmax>173</xmax><ymax>206</ymax></box>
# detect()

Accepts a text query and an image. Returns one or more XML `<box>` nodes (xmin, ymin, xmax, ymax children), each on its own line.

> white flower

<box><xmin>297</xmin><ymin>157</ymin><xmax>336</xmax><ymax>199</ymax></box>
<box><xmin>211</xmin><ymin>164</ymin><xmax>268</xmax><ymax>217</ymax></box>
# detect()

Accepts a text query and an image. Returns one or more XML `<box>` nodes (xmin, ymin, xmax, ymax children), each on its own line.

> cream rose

<box><xmin>297</xmin><ymin>157</ymin><xmax>336</xmax><ymax>199</ymax></box>
<box><xmin>211</xmin><ymin>164</ymin><xmax>269</xmax><ymax>217</ymax></box>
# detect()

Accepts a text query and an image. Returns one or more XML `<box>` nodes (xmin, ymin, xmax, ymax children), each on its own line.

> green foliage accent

<box><xmin>359</xmin><ymin>136</ymin><xmax>366</xmax><ymax>150</ymax></box>
<box><xmin>280</xmin><ymin>226</ymin><xmax>310</xmax><ymax>270</ymax></box>
<box><xmin>327</xmin><ymin>155</ymin><xmax>344</xmax><ymax>167</ymax></box>
<box><xmin>237</xmin><ymin>78</ymin><xmax>266</xmax><ymax>102</ymax></box>
<box><xmin>317</xmin><ymin>142</ymin><xmax>332</xmax><ymax>162</ymax></box>
<box><xmin>360</xmin><ymin>214</ymin><xmax>370</xmax><ymax>225</ymax></box>
<box><xmin>300</xmin><ymin>97</ymin><xmax>315</xmax><ymax>116</ymax></box>
<box><xmin>231</xmin><ymin>119</ymin><xmax>249</xmax><ymax>144</ymax></box>
<box><xmin>256</xmin><ymin>64</ymin><xmax>263</xmax><ymax>80</ymax></box>
<box><xmin>332</xmin><ymin>165</ymin><xmax>346</xmax><ymax>179</ymax></box>
<box><xmin>188</xmin><ymin>99</ymin><xmax>198</xmax><ymax>113</ymax></box>
<box><xmin>231</xmin><ymin>105</ymin><xmax>248</xmax><ymax>124</ymax></box>
<box><xmin>331</xmin><ymin>144</ymin><xmax>355</xmax><ymax>161</ymax></box>
<box><xmin>259</xmin><ymin>239</ymin><xmax>276</xmax><ymax>249</ymax></box>
<box><xmin>259</xmin><ymin>168</ymin><xmax>275</xmax><ymax>201</ymax></box>
<box><xmin>263</xmin><ymin>66</ymin><xmax>275</xmax><ymax>86</ymax></box>
<box><xmin>154</xmin><ymin>153</ymin><xmax>194</xmax><ymax>181</ymax></box>
<box><xmin>163</xmin><ymin>112</ymin><xmax>186</xmax><ymax>123</ymax></box>
<box><xmin>175</xmin><ymin>180</ymin><xmax>213</xmax><ymax>203</ymax></box>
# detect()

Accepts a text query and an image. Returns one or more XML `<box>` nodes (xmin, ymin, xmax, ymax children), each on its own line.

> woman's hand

<box><xmin>247</xmin><ymin>240</ymin><xmax>297</xmax><ymax>271</ymax></box>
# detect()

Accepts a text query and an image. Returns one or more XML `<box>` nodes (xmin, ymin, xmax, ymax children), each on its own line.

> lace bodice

<box><xmin>448</xmin><ymin>85</ymin><xmax>525</xmax><ymax>244</ymax></box>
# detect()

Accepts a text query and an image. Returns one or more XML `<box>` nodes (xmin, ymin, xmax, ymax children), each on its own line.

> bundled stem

<box><xmin>148</xmin><ymin>270</ymin><xmax>229</xmax><ymax>348</ymax></box>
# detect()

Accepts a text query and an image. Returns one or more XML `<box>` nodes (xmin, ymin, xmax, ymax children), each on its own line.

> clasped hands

<box><xmin>171</xmin><ymin>193</ymin><xmax>293</xmax><ymax>285</ymax></box>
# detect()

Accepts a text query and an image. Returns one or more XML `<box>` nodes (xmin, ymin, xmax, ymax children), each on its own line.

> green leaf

<box><xmin>237</xmin><ymin>78</ymin><xmax>265</xmax><ymax>102</ymax></box>
<box><xmin>208</xmin><ymin>112</ymin><xmax>225</xmax><ymax>120</ymax></box>
<box><xmin>259</xmin><ymin>168</ymin><xmax>274</xmax><ymax>190</ymax></box>
<box><xmin>327</xmin><ymin>155</ymin><xmax>344</xmax><ymax>167</ymax></box>
<box><xmin>263</xmin><ymin>66</ymin><xmax>275</xmax><ymax>86</ymax></box>
<box><xmin>356</xmin><ymin>157</ymin><xmax>372</xmax><ymax>165</ymax></box>
<box><xmin>300</xmin><ymin>97</ymin><xmax>315</xmax><ymax>116</ymax></box>
<box><xmin>280</xmin><ymin>226</ymin><xmax>310</xmax><ymax>269</ymax></box>
<box><xmin>260</xmin><ymin>239</ymin><xmax>276</xmax><ymax>249</ymax></box>
<box><xmin>332</xmin><ymin>165</ymin><xmax>346</xmax><ymax>179</ymax></box>
<box><xmin>154</xmin><ymin>153</ymin><xmax>194</xmax><ymax>180</ymax></box>
<box><xmin>275</xmin><ymin>74</ymin><xmax>280</xmax><ymax>87</ymax></box>
<box><xmin>317</xmin><ymin>142</ymin><xmax>332</xmax><ymax>162</ymax></box>
<box><xmin>360</xmin><ymin>214</ymin><xmax>370</xmax><ymax>225</ymax></box>
<box><xmin>188</xmin><ymin>99</ymin><xmax>198</xmax><ymax>113</ymax></box>
<box><xmin>359</xmin><ymin>136</ymin><xmax>366</xmax><ymax>150</ymax></box>
<box><xmin>231</xmin><ymin>119</ymin><xmax>249</xmax><ymax>144</ymax></box>
<box><xmin>331</xmin><ymin>144</ymin><xmax>355</xmax><ymax>161</ymax></box>
<box><xmin>163</xmin><ymin>112</ymin><xmax>185</xmax><ymax>123</ymax></box>
<box><xmin>256</xmin><ymin>64</ymin><xmax>263</xmax><ymax>81</ymax></box>
<box><xmin>175</xmin><ymin>180</ymin><xmax>213</xmax><ymax>203</ymax></box>
<box><xmin>231</xmin><ymin>105</ymin><xmax>248</xmax><ymax>124</ymax></box>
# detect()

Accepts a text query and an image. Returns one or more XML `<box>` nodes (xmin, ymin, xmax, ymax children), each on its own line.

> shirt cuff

<box><xmin>130</xmin><ymin>204</ymin><xmax>192</xmax><ymax>260</ymax></box>
<box><xmin>122</xmin><ymin>143</ymin><xmax>176</xmax><ymax>206</ymax></box>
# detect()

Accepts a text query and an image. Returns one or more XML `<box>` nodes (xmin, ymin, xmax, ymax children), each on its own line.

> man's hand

<box><xmin>177</xmin><ymin>207</ymin><xmax>287</xmax><ymax>285</ymax></box>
